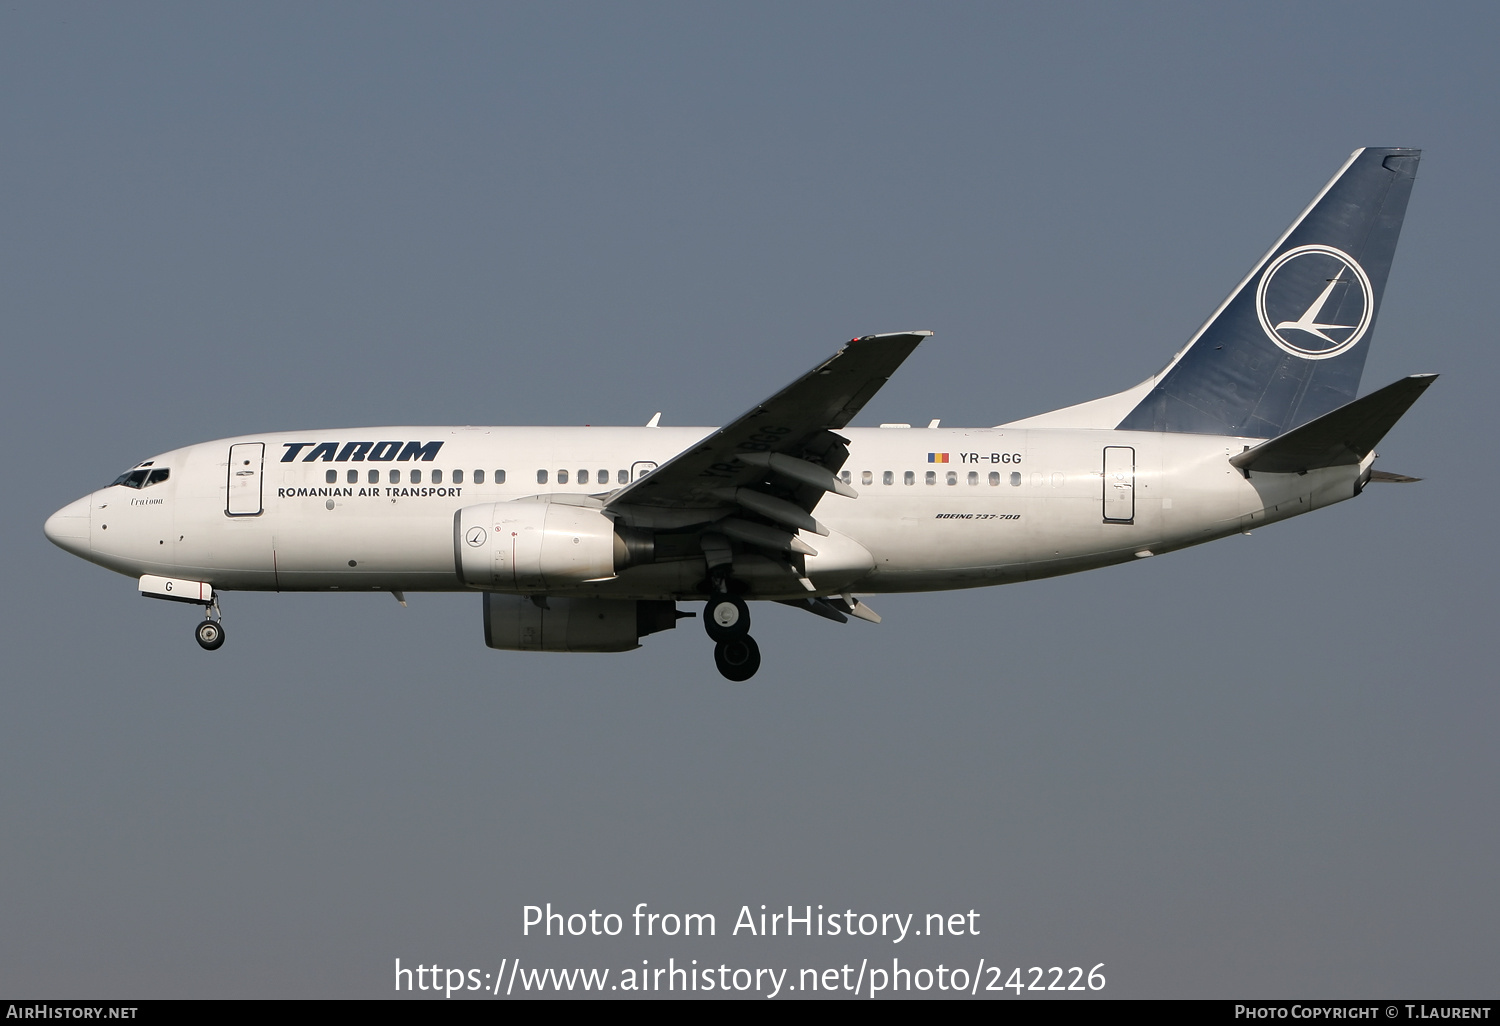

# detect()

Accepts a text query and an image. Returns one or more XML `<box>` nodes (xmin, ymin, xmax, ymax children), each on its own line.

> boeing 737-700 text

<box><xmin>45</xmin><ymin>147</ymin><xmax>1434</xmax><ymax>680</ymax></box>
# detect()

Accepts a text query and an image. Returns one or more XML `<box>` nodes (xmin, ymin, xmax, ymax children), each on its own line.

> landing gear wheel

<box><xmin>195</xmin><ymin>619</ymin><xmax>225</xmax><ymax>651</ymax></box>
<box><xmin>713</xmin><ymin>635</ymin><xmax>761</xmax><ymax>682</ymax></box>
<box><xmin>704</xmin><ymin>594</ymin><xmax>750</xmax><ymax>642</ymax></box>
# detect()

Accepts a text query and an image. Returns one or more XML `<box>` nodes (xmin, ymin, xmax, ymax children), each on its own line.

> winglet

<box><xmin>646</xmin><ymin>412</ymin><xmax>662</xmax><ymax>428</ymax></box>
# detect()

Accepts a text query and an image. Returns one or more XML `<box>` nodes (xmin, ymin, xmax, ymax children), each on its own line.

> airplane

<box><xmin>44</xmin><ymin>147</ymin><xmax>1434</xmax><ymax>681</ymax></box>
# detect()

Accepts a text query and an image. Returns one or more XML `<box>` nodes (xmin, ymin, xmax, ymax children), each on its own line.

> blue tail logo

<box><xmin>1256</xmin><ymin>244</ymin><xmax>1372</xmax><ymax>360</ymax></box>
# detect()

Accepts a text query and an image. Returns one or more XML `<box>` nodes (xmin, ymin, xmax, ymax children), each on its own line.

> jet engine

<box><xmin>454</xmin><ymin>500</ymin><xmax>651</xmax><ymax>590</ymax></box>
<box><xmin>483</xmin><ymin>594</ymin><xmax>683</xmax><ymax>652</ymax></box>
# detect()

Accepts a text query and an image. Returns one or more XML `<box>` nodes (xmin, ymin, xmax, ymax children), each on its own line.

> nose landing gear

<box><xmin>195</xmin><ymin>596</ymin><xmax>225</xmax><ymax>651</ymax></box>
<box><xmin>195</xmin><ymin>619</ymin><xmax>225</xmax><ymax>650</ymax></box>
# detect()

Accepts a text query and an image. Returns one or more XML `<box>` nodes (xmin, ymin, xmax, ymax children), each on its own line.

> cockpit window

<box><xmin>110</xmin><ymin>468</ymin><xmax>169</xmax><ymax>489</ymax></box>
<box><xmin>111</xmin><ymin>469</ymin><xmax>150</xmax><ymax>489</ymax></box>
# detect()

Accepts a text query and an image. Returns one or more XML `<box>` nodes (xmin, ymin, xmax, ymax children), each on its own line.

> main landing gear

<box><xmin>713</xmin><ymin>635</ymin><xmax>761</xmax><ymax>682</ymax></box>
<box><xmin>195</xmin><ymin>596</ymin><xmax>225</xmax><ymax>651</ymax></box>
<box><xmin>704</xmin><ymin>593</ymin><xmax>749</xmax><ymax>642</ymax></box>
<box><xmin>704</xmin><ymin>591</ymin><xmax>760</xmax><ymax>681</ymax></box>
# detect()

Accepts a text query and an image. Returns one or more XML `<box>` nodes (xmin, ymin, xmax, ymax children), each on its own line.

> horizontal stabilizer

<box><xmin>1229</xmin><ymin>374</ymin><xmax>1436</xmax><ymax>475</ymax></box>
<box><xmin>1367</xmin><ymin>469</ymin><xmax>1422</xmax><ymax>483</ymax></box>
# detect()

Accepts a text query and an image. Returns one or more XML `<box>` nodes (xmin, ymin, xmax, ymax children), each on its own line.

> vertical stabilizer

<box><xmin>1116</xmin><ymin>148</ymin><xmax>1419</xmax><ymax>438</ymax></box>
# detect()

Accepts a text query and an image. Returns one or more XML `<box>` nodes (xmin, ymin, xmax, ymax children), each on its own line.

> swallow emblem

<box><xmin>1255</xmin><ymin>244</ymin><xmax>1373</xmax><ymax>360</ymax></box>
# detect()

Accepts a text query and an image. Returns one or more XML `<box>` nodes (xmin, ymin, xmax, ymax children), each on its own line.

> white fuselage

<box><xmin>46</xmin><ymin>424</ymin><xmax>1366</xmax><ymax>601</ymax></box>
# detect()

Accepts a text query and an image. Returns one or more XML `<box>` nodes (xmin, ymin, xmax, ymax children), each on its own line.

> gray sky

<box><xmin>3</xmin><ymin>1</ymin><xmax>1495</xmax><ymax>999</ymax></box>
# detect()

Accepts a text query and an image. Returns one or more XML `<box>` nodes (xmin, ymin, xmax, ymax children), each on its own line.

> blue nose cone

<box><xmin>44</xmin><ymin>495</ymin><xmax>91</xmax><ymax>558</ymax></box>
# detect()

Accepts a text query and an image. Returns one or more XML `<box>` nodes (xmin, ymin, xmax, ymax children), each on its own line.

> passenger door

<box><xmin>1102</xmin><ymin>446</ymin><xmax>1135</xmax><ymax>523</ymax></box>
<box><xmin>226</xmin><ymin>442</ymin><xmax>265</xmax><ymax>516</ymax></box>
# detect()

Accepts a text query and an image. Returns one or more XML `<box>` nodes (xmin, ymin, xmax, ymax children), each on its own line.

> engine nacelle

<box><xmin>456</xmin><ymin>500</ymin><xmax>646</xmax><ymax>590</ymax></box>
<box><xmin>483</xmin><ymin>594</ymin><xmax>682</xmax><ymax>652</ymax></box>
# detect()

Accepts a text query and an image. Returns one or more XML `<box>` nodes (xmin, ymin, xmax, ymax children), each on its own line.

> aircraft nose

<box><xmin>44</xmin><ymin>495</ymin><xmax>91</xmax><ymax>557</ymax></box>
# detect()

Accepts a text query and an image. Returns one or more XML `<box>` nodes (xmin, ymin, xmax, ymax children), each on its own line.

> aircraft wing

<box><xmin>606</xmin><ymin>331</ymin><xmax>931</xmax><ymax>525</ymax></box>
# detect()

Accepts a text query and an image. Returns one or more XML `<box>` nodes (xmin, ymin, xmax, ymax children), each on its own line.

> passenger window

<box><xmin>537</xmin><ymin>469</ymin><xmax>548</xmax><ymax>484</ymax></box>
<box><xmin>578</xmin><ymin>469</ymin><xmax>589</xmax><ymax>485</ymax></box>
<box><xmin>557</xmin><ymin>469</ymin><xmax>569</xmax><ymax>484</ymax></box>
<box><xmin>146</xmin><ymin>468</ymin><xmax>169</xmax><ymax>486</ymax></box>
<box><xmin>495</xmin><ymin>470</ymin><xmax>506</xmax><ymax>484</ymax></box>
<box><xmin>474</xmin><ymin>469</ymin><xmax>485</xmax><ymax>484</ymax></box>
<box><xmin>389</xmin><ymin>470</ymin><xmax>400</xmax><ymax>484</ymax></box>
<box><xmin>883</xmin><ymin>471</ymin><xmax>893</xmax><ymax>485</ymax></box>
<box><xmin>926</xmin><ymin>471</ymin><xmax>936</xmax><ymax>485</ymax></box>
<box><xmin>946</xmin><ymin>471</ymin><xmax>957</xmax><ymax>485</ymax></box>
<box><xmin>326</xmin><ymin>470</ymin><xmax>337</xmax><ymax>484</ymax></box>
<box><xmin>411</xmin><ymin>469</ymin><xmax>422</xmax><ymax>484</ymax></box>
<box><xmin>433</xmin><ymin>469</ymin><xmax>443</xmax><ymax>484</ymax></box>
<box><xmin>904</xmin><ymin>471</ymin><xmax>915</xmax><ymax>485</ymax></box>
<box><xmin>347</xmin><ymin>469</ymin><xmax>359</xmax><ymax>484</ymax></box>
<box><xmin>968</xmin><ymin>471</ymin><xmax>978</xmax><ymax>485</ymax></box>
<box><xmin>1009</xmin><ymin>472</ymin><xmax>1020</xmax><ymax>486</ymax></box>
<box><xmin>453</xmin><ymin>469</ymin><xmax>464</xmax><ymax>484</ymax></box>
<box><xmin>368</xmin><ymin>469</ymin><xmax>379</xmax><ymax>484</ymax></box>
<box><xmin>598</xmin><ymin>469</ymin><xmax>608</xmax><ymax>484</ymax></box>
<box><xmin>861</xmin><ymin>471</ymin><xmax>872</xmax><ymax>486</ymax></box>
<box><xmin>617</xmin><ymin>469</ymin><xmax>628</xmax><ymax>484</ymax></box>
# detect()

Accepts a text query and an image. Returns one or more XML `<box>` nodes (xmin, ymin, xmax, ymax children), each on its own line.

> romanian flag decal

<box><xmin>927</xmin><ymin>452</ymin><xmax>949</xmax><ymax>463</ymax></box>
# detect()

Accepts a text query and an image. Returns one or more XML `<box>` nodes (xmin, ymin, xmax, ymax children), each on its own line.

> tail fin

<box><xmin>1117</xmin><ymin>147</ymin><xmax>1420</xmax><ymax>438</ymax></box>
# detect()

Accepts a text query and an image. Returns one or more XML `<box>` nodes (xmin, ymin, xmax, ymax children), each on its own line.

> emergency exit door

<box><xmin>227</xmin><ymin>442</ymin><xmax>265</xmax><ymax>516</ymax></box>
<box><xmin>1102</xmin><ymin>446</ymin><xmax>1135</xmax><ymax>523</ymax></box>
